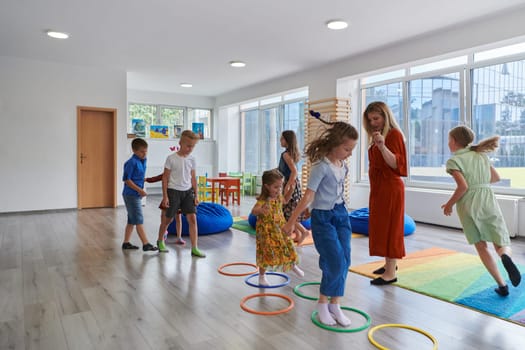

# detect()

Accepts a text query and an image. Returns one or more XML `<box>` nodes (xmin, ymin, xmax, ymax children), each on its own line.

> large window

<box><xmin>188</xmin><ymin>108</ymin><xmax>211</xmax><ymax>139</ymax></box>
<box><xmin>409</xmin><ymin>73</ymin><xmax>461</xmax><ymax>182</ymax></box>
<box><xmin>243</xmin><ymin>109</ymin><xmax>259</xmax><ymax>174</ymax></box>
<box><xmin>358</xmin><ymin>41</ymin><xmax>525</xmax><ymax>192</ymax></box>
<box><xmin>241</xmin><ymin>90</ymin><xmax>307</xmax><ymax>175</ymax></box>
<box><xmin>128</xmin><ymin>103</ymin><xmax>211</xmax><ymax>139</ymax></box>
<box><xmin>472</xmin><ymin>59</ymin><xmax>525</xmax><ymax>188</ymax></box>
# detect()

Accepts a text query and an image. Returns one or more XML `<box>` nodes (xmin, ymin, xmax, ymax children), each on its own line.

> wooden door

<box><xmin>77</xmin><ymin>106</ymin><xmax>117</xmax><ymax>208</ymax></box>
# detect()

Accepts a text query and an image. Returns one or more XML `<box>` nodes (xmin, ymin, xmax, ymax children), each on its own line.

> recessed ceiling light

<box><xmin>180</xmin><ymin>83</ymin><xmax>193</xmax><ymax>88</ymax></box>
<box><xmin>326</xmin><ymin>20</ymin><xmax>348</xmax><ymax>30</ymax></box>
<box><xmin>46</xmin><ymin>31</ymin><xmax>69</xmax><ymax>39</ymax></box>
<box><xmin>229</xmin><ymin>61</ymin><xmax>246</xmax><ymax>68</ymax></box>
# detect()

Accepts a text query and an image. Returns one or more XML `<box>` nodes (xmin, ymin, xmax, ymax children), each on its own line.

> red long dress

<box><xmin>368</xmin><ymin>128</ymin><xmax>407</xmax><ymax>258</ymax></box>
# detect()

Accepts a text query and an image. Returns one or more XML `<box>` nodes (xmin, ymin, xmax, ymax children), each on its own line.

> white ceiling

<box><xmin>2</xmin><ymin>0</ymin><xmax>525</xmax><ymax>97</ymax></box>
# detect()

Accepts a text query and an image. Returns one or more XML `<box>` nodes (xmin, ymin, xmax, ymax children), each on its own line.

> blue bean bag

<box><xmin>348</xmin><ymin>207</ymin><xmax>416</xmax><ymax>236</ymax></box>
<box><xmin>167</xmin><ymin>202</ymin><xmax>233</xmax><ymax>235</ymax></box>
<box><xmin>248</xmin><ymin>213</ymin><xmax>311</xmax><ymax>230</ymax></box>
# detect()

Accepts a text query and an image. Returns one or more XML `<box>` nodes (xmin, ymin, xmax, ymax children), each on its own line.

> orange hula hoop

<box><xmin>240</xmin><ymin>293</ymin><xmax>295</xmax><ymax>316</ymax></box>
<box><xmin>218</xmin><ymin>262</ymin><xmax>258</xmax><ymax>276</ymax></box>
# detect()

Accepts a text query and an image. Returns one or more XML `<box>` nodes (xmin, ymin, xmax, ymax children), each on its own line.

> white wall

<box><xmin>128</xmin><ymin>89</ymin><xmax>215</xmax><ymax>109</ymax></box>
<box><xmin>214</xmin><ymin>8</ymin><xmax>525</xmax><ymax>236</ymax></box>
<box><xmin>0</xmin><ymin>56</ymin><xmax>127</xmax><ymax>213</ymax></box>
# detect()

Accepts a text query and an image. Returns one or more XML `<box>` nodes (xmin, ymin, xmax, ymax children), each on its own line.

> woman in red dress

<box><xmin>363</xmin><ymin>101</ymin><xmax>407</xmax><ymax>285</ymax></box>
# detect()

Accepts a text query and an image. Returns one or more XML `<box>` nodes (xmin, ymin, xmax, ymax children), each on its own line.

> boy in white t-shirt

<box><xmin>156</xmin><ymin>130</ymin><xmax>205</xmax><ymax>257</ymax></box>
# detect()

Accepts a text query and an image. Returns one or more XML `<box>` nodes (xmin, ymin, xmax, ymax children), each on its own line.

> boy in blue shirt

<box><xmin>122</xmin><ymin>138</ymin><xmax>158</xmax><ymax>251</ymax></box>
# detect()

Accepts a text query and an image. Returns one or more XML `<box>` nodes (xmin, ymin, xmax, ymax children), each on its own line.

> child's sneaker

<box><xmin>495</xmin><ymin>285</ymin><xmax>509</xmax><ymax>296</ymax></box>
<box><xmin>174</xmin><ymin>238</ymin><xmax>186</xmax><ymax>245</ymax></box>
<box><xmin>143</xmin><ymin>243</ymin><xmax>158</xmax><ymax>252</ymax></box>
<box><xmin>157</xmin><ymin>240</ymin><xmax>169</xmax><ymax>253</ymax></box>
<box><xmin>191</xmin><ymin>247</ymin><xmax>206</xmax><ymax>258</ymax></box>
<box><xmin>501</xmin><ymin>254</ymin><xmax>521</xmax><ymax>287</ymax></box>
<box><xmin>122</xmin><ymin>242</ymin><xmax>139</xmax><ymax>250</ymax></box>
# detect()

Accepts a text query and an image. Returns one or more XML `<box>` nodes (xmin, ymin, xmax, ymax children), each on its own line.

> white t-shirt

<box><xmin>164</xmin><ymin>153</ymin><xmax>196</xmax><ymax>191</ymax></box>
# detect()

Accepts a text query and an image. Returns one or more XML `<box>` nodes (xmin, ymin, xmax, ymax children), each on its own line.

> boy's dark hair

<box><xmin>131</xmin><ymin>138</ymin><xmax>148</xmax><ymax>151</ymax></box>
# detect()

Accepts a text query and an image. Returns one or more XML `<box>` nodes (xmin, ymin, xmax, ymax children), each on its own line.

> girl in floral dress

<box><xmin>251</xmin><ymin>169</ymin><xmax>304</xmax><ymax>286</ymax></box>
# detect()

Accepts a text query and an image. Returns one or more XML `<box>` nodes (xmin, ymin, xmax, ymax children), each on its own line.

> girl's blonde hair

<box><xmin>282</xmin><ymin>130</ymin><xmax>300</xmax><ymax>163</ymax></box>
<box><xmin>449</xmin><ymin>125</ymin><xmax>499</xmax><ymax>153</ymax></box>
<box><xmin>304</xmin><ymin>114</ymin><xmax>359</xmax><ymax>163</ymax></box>
<box><xmin>362</xmin><ymin>101</ymin><xmax>405</xmax><ymax>144</ymax></box>
<box><xmin>257</xmin><ymin>169</ymin><xmax>284</xmax><ymax>200</ymax></box>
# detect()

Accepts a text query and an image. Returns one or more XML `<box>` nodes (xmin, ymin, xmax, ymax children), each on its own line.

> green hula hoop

<box><xmin>311</xmin><ymin>306</ymin><xmax>371</xmax><ymax>333</ymax></box>
<box><xmin>293</xmin><ymin>282</ymin><xmax>320</xmax><ymax>301</ymax></box>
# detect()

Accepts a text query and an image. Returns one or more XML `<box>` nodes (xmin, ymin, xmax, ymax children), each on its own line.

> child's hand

<box><xmin>138</xmin><ymin>189</ymin><xmax>147</xmax><ymax>197</ymax></box>
<box><xmin>282</xmin><ymin>222</ymin><xmax>293</xmax><ymax>236</ymax></box>
<box><xmin>303</xmin><ymin>208</ymin><xmax>311</xmax><ymax>219</ymax></box>
<box><xmin>441</xmin><ymin>203</ymin><xmax>452</xmax><ymax>216</ymax></box>
<box><xmin>260</xmin><ymin>203</ymin><xmax>270</xmax><ymax>215</ymax></box>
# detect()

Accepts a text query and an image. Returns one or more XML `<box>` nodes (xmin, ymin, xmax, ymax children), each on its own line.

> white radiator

<box><xmin>405</xmin><ymin>188</ymin><xmax>522</xmax><ymax>237</ymax></box>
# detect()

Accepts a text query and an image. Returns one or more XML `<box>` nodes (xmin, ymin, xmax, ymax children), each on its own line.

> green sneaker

<box><xmin>191</xmin><ymin>247</ymin><xmax>206</xmax><ymax>258</ymax></box>
<box><xmin>157</xmin><ymin>240</ymin><xmax>169</xmax><ymax>253</ymax></box>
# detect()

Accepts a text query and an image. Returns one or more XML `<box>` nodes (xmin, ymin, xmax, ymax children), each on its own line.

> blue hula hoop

<box><xmin>244</xmin><ymin>272</ymin><xmax>291</xmax><ymax>289</ymax></box>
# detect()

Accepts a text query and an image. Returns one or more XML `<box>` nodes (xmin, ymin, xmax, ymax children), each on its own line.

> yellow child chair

<box><xmin>197</xmin><ymin>176</ymin><xmax>219</xmax><ymax>202</ymax></box>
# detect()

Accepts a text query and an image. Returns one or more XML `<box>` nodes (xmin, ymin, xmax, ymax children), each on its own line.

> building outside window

<box><xmin>358</xmin><ymin>42</ymin><xmax>525</xmax><ymax>192</ymax></box>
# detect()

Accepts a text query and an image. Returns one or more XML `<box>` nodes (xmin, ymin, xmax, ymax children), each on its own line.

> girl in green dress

<box><xmin>442</xmin><ymin>126</ymin><xmax>521</xmax><ymax>296</ymax></box>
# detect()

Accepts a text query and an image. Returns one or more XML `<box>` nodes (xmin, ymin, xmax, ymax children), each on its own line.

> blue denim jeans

<box><xmin>123</xmin><ymin>195</ymin><xmax>144</xmax><ymax>225</ymax></box>
<box><xmin>311</xmin><ymin>203</ymin><xmax>352</xmax><ymax>297</ymax></box>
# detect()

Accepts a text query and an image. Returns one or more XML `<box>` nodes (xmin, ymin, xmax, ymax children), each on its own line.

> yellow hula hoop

<box><xmin>368</xmin><ymin>323</ymin><xmax>438</xmax><ymax>350</ymax></box>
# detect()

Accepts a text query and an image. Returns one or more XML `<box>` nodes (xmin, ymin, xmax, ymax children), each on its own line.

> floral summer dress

<box><xmin>255</xmin><ymin>195</ymin><xmax>299</xmax><ymax>271</ymax></box>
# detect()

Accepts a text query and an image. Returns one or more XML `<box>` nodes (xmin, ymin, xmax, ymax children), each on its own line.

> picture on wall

<box><xmin>131</xmin><ymin>118</ymin><xmax>146</xmax><ymax>137</ymax></box>
<box><xmin>174</xmin><ymin>125</ymin><xmax>183</xmax><ymax>138</ymax></box>
<box><xmin>192</xmin><ymin>122</ymin><xmax>204</xmax><ymax>139</ymax></box>
<box><xmin>150</xmin><ymin>125</ymin><xmax>169</xmax><ymax>138</ymax></box>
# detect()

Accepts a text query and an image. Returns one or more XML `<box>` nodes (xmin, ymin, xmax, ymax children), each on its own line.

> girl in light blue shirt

<box><xmin>283</xmin><ymin>113</ymin><xmax>358</xmax><ymax>327</ymax></box>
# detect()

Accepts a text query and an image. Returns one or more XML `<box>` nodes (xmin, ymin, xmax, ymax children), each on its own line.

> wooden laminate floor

<box><xmin>1</xmin><ymin>195</ymin><xmax>524</xmax><ymax>349</ymax></box>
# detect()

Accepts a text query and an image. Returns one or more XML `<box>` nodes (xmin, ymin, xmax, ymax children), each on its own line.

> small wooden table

<box><xmin>206</xmin><ymin>177</ymin><xmax>241</xmax><ymax>205</ymax></box>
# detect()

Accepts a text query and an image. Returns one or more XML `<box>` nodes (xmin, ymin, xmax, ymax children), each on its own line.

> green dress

<box><xmin>446</xmin><ymin>148</ymin><xmax>510</xmax><ymax>246</ymax></box>
<box><xmin>255</xmin><ymin>195</ymin><xmax>299</xmax><ymax>271</ymax></box>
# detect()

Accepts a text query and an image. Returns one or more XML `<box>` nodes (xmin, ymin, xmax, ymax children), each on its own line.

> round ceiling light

<box><xmin>326</xmin><ymin>20</ymin><xmax>348</xmax><ymax>30</ymax></box>
<box><xmin>229</xmin><ymin>61</ymin><xmax>246</xmax><ymax>68</ymax></box>
<box><xmin>180</xmin><ymin>83</ymin><xmax>193</xmax><ymax>88</ymax></box>
<box><xmin>46</xmin><ymin>31</ymin><xmax>69</xmax><ymax>39</ymax></box>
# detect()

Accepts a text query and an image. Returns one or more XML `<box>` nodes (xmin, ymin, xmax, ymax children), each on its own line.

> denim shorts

<box><xmin>123</xmin><ymin>195</ymin><xmax>144</xmax><ymax>225</ymax></box>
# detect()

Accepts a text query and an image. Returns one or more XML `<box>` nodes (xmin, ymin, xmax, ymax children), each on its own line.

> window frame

<box><xmin>357</xmin><ymin>41</ymin><xmax>525</xmax><ymax>196</ymax></box>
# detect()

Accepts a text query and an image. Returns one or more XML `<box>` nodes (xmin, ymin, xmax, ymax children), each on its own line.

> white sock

<box><xmin>258</xmin><ymin>274</ymin><xmax>269</xmax><ymax>286</ymax></box>
<box><xmin>292</xmin><ymin>265</ymin><xmax>304</xmax><ymax>277</ymax></box>
<box><xmin>328</xmin><ymin>303</ymin><xmax>351</xmax><ymax>327</ymax></box>
<box><xmin>317</xmin><ymin>303</ymin><xmax>336</xmax><ymax>326</ymax></box>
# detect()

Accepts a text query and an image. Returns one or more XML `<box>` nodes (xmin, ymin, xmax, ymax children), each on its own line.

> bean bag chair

<box><xmin>248</xmin><ymin>213</ymin><xmax>311</xmax><ymax>230</ymax></box>
<box><xmin>167</xmin><ymin>202</ymin><xmax>233</xmax><ymax>235</ymax></box>
<box><xmin>348</xmin><ymin>207</ymin><xmax>416</xmax><ymax>236</ymax></box>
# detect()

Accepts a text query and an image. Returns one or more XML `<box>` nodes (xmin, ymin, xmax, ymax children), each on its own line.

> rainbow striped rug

<box><xmin>350</xmin><ymin>247</ymin><xmax>525</xmax><ymax>326</ymax></box>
